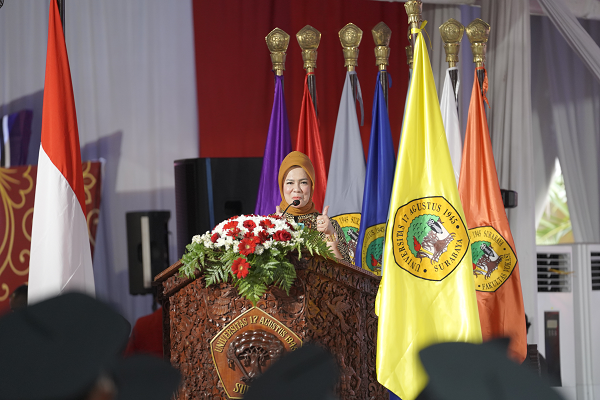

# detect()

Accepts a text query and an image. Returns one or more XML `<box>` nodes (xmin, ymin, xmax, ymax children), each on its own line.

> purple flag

<box><xmin>254</xmin><ymin>75</ymin><xmax>292</xmax><ymax>215</ymax></box>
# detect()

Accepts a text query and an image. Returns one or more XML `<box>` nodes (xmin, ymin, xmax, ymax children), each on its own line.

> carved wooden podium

<box><xmin>155</xmin><ymin>255</ymin><xmax>386</xmax><ymax>400</ymax></box>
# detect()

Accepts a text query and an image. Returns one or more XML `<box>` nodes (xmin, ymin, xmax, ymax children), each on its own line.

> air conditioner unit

<box><xmin>537</xmin><ymin>244</ymin><xmax>600</xmax><ymax>400</ymax></box>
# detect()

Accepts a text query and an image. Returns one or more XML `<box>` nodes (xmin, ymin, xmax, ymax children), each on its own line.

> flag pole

<box><xmin>372</xmin><ymin>22</ymin><xmax>391</xmax><ymax>109</ymax></box>
<box><xmin>340</xmin><ymin>23</ymin><xmax>364</xmax><ymax>126</ymax></box>
<box><xmin>340</xmin><ymin>24</ymin><xmax>361</xmax><ymax>101</ymax></box>
<box><xmin>57</xmin><ymin>0</ymin><xmax>65</xmax><ymax>35</ymax></box>
<box><xmin>440</xmin><ymin>18</ymin><xmax>464</xmax><ymax>110</ymax></box>
<box><xmin>255</xmin><ymin>28</ymin><xmax>293</xmax><ymax>216</ymax></box>
<box><xmin>404</xmin><ymin>1</ymin><xmax>423</xmax><ymax>49</ymax></box>
<box><xmin>266</xmin><ymin>28</ymin><xmax>290</xmax><ymax>82</ymax></box>
<box><xmin>297</xmin><ymin>25</ymin><xmax>321</xmax><ymax>115</ymax></box>
<box><xmin>466</xmin><ymin>19</ymin><xmax>491</xmax><ymax>97</ymax></box>
<box><xmin>405</xmin><ymin>45</ymin><xmax>413</xmax><ymax>72</ymax></box>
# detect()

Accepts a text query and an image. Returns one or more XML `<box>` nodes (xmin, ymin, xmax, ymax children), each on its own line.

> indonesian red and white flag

<box><xmin>28</xmin><ymin>0</ymin><xmax>95</xmax><ymax>304</ymax></box>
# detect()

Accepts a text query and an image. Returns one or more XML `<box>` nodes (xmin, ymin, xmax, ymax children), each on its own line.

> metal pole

<box><xmin>297</xmin><ymin>25</ymin><xmax>321</xmax><ymax>116</ymax></box>
<box><xmin>372</xmin><ymin>22</ymin><xmax>392</xmax><ymax>111</ymax></box>
<box><xmin>57</xmin><ymin>0</ymin><xmax>65</xmax><ymax>36</ymax></box>
<box><xmin>466</xmin><ymin>19</ymin><xmax>491</xmax><ymax>99</ymax></box>
<box><xmin>404</xmin><ymin>1</ymin><xmax>423</xmax><ymax>49</ymax></box>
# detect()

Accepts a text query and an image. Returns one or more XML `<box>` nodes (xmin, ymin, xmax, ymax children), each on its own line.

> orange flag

<box><xmin>458</xmin><ymin>68</ymin><xmax>527</xmax><ymax>363</ymax></box>
<box><xmin>296</xmin><ymin>73</ymin><xmax>327</xmax><ymax>211</ymax></box>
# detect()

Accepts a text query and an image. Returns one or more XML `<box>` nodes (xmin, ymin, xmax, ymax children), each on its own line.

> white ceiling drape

<box><xmin>396</xmin><ymin>0</ymin><xmax>600</xmax><ymax>20</ymax></box>
<box><xmin>537</xmin><ymin>0</ymin><xmax>600</xmax><ymax>82</ymax></box>
<box><xmin>534</xmin><ymin>15</ymin><xmax>600</xmax><ymax>242</ymax></box>
<box><xmin>480</xmin><ymin>0</ymin><xmax>538</xmax><ymax>341</ymax></box>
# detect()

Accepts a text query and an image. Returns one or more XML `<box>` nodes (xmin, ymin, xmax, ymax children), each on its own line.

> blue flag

<box><xmin>254</xmin><ymin>75</ymin><xmax>292</xmax><ymax>216</ymax></box>
<box><xmin>355</xmin><ymin>72</ymin><xmax>395</xmax><ymax>274</ymax></box>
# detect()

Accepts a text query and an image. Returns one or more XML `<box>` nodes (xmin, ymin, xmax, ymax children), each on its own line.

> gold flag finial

<box><xmin>297</xmin><ymin>25</ymin><xmax>321</xmax><ymax>72</ymax></box>
<box><xmin>404</xmin><ymin>1</ymin><xmax>423</xmax><ymax>29</ymax></box>
<box><xmin>372</xmin><ymin>22</ymin><xmax>391</xmax><ymax>71</ymax></box>
<box><xmin>405</xmin><ymin>45</ymin><xmax>413</xmax><ymax>69</ymax></box>
<box><xmin>266</xmin><ymin>28</ymin><xmax>290</xmax><ymax>76</ymax></box>
<box><xmin>440</xmin><ymin>18</ymin><xmax>464</xmax><ymax>68</ymax></box>
<box><xmin>404</xmin><ymin>0</ymin><xmax>423</xmax><ymax>45</ymax></box>
<box><xmin>339</xmin><ymin>23</ymin><xmax>363</xmax><ymax>71</ymax></box>
<box><xmin>465</xmin><ymin>18</ymin><xmax>490</xmax><ymax>67</ymax></box>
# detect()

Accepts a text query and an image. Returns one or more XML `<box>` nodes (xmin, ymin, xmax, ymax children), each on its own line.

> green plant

<box><xmin>536</xmin><ymin>172</ymin><xmax>572</xmax><ymax>244</ymax></box>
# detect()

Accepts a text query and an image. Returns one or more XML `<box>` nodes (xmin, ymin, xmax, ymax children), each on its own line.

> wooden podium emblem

<box><xmin>210</xmin><ymin>307</ymin><xmax>302</xmax><ymax>398</ymax></box>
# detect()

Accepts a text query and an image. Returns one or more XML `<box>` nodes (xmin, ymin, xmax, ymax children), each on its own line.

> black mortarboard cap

<box><xmin>0</xmin><ymin>292</ymin><xmax>131</xmax><ymax>400</ymax></box>
<box><xmin>112</xmin><ymin>355</ymin><xmax>181</xmax><ymax>400</ymax></box>
<box><xmin>416</xmin><ymin>339</ymin><xmax>563</xmax><ymax>400</ymax></box>
<box><xmin>243</xmin><ymin>343</ymin><xmax>339</xmax><ymax>400</ymax></box>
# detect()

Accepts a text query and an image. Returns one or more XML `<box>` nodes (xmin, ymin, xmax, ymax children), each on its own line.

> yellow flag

<box><xmin>376</xmin><ymin>24</ymin><xmax>482</xmax><ymax>400</ymax></box>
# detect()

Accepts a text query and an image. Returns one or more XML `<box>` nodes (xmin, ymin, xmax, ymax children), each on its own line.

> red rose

<box><xmin>243</xmin><ymin>220</ymin><xmax>256</xmax><ymax>231</ymax></box>
<box><xmin>238</xmin><ymin>237</ymin><xmax>258</xmax><ymax>255</ymax></box>
<box><xmin>231</xmin><ymin>258</ymin><xmax>251</xmax><ymax>279</ymax></box>
<box><xmin>223</xmin><ymin>220</ymin><xmax>238</xmax><ymax>230</ymax></box>
<box><xmin>274</xmin><ymin>229</ymin><xmax>292</xmax><ymax>242</ymax></box>
<box><xmin>260</xmin><ymin>219</ymin><xmax>275</xmax><ymax>229</ymax></box>
<box><xmin>258</xmin><ymin>230</ymin><xmax>269</xmax><ymax>243</ymax></box>
<box><xmin>211</xmin><ymin>233</ymin><xmax>220</xmax><ymax>243</ymax></box>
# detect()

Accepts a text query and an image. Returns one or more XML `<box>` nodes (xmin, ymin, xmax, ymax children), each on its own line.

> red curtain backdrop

<box><xmin>193</xmin><ymin>0</ymin><xmax>410</xmax><ymax>167</ymax></box>
<box><xmin>0</xmin><ymin>161</ymin><xmax>102</xmax><ymax>315</ymax></box>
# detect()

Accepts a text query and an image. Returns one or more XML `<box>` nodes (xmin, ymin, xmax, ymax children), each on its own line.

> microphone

<box><xmin>282</xmin><ymin>200</ymin><xmax>300</xmax><ymax>216</ymax></box>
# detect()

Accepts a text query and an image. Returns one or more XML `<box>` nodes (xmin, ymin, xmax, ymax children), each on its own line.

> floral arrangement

<box><xmin>178</xmin><ymin>214</ymin><xmax>333</xmax><ymax>304</ymax></box>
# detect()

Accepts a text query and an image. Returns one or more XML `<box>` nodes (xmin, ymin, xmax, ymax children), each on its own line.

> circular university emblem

<box><xmin>392</xmin><ymin>196</ymin><xmax>468</xmax><ymax>281</ymax></box>
<box><xmin>332</xmin><ymin>213</ymin><xmax>361</xmax><ymax>264</ymax></box>
<box><xmin>469</xmin><ymin>226</ymin><xmax>517</xmax><ymax>292</ymax></box>
<box><xmin>210</xmin><ymin>307</ymin><xmax>302</xmax><ymax>398</ymax></box>
<box><xmin>361</xmin><ymin>223</ymin><xmax>386</xmax><ymax>276</ymax></box>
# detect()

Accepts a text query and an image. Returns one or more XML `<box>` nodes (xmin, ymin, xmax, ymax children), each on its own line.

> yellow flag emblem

<box><xmin>392</xmin><ymin>196</ymin><xmax>468</xmax><ymax>281</ymax></box>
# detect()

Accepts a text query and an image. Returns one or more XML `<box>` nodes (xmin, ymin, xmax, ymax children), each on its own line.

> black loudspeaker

<box><xmin>174</xmin><ymin>157</ymin><xmax>263</xmax><ymax>259</ymax></box>
<box><xmin>126</xmin><ymin>211</ymin><xmax>171</xmax><ymax>295</ymax></box>
<box><xmin>500</xmin><ymin>189</ymin><xmax>518</xmax><ymax>208</ymax></box>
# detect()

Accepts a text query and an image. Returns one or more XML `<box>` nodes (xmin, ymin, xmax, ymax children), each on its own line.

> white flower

<box><xmin>189</xmin><ymin>214</ymin><xmax>317</xmax><ymax>260</ymax></box>
<box><xmin>215</xmin><ymin>235</ymin><xmax>233</xmax><ymax>249</ymax></box>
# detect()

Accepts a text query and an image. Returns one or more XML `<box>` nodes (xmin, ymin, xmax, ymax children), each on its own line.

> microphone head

<box><xmin>292</xmin><ymin>200</ymin><xmax>300</xmax><ymax>206</ymax></box>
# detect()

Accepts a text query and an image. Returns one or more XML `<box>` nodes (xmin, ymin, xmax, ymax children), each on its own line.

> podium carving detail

<box><xmin>155</xmin><ymin>254</ymin><xmax>386</xmax><ymax>400</ymax></box>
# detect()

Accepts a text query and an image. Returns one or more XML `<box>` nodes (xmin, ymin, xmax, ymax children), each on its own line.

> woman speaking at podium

<box><xmin>276</xmin><ymin>151</ymin><xmax>352</xmax><ymax>263</ymax></box>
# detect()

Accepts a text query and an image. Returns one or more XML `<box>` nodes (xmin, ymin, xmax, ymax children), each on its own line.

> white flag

<box><xmin>324</xmin><ymin>71</ymin><xmax>366</xmax><ymax>263</ymax></box>
<box><xmin>324</xmin><ymin>71</ymin><xmax>366</xmax><ymax>216</ymax></box>
<box><xmin>440</xmin><ymin>67</ymin><xmax>463</xmax><ymax>185</ymax></box>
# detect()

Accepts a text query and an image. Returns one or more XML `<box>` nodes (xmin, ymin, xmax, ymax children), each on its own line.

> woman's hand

<box><xmin>275</xmin><ymin>205</ymin><xmax>283</xmax><ymax>216</ymax></box>
<box><xmin>318</xmin><ymin>206</ymin><xmax>343</xmax><ymax>259</ymax></box>
<box><xmin>316</xmin><ymin>206</ymin><xmax>335</xmax><ymax>236</ymax></box>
